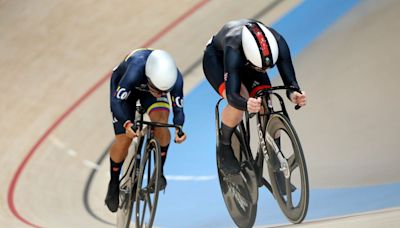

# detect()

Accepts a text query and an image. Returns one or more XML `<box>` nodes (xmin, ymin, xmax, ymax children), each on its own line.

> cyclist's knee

<box><xmin>113</xmin><ymin>134</ymin><xmax>132</xmax><ymax>151</ymax></box>
<box><xmin>222</xmin><ymin>105</ymin><xmax>243</xmax><ymax>127</ymax></box>
<box><xmin>154</xmin><ymin>127</ymin><xmax>171</xmax><ymax>142</ymax></box>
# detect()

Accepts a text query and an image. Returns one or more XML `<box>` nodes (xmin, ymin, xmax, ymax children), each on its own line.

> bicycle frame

<box><xmin>130</xmin><ymin>105</ymin><xmax>184</xmax><ymax>186</ymax></box>
<box><xmin>119</xmin><ymin>106</ymin><xmax>148</xmax><ymax>186</ymax></box>
<box><xmin>254</xmin><ymin>90</ymin><xmax>292</xmax><ymax>178</ymax></box>
<box><xmin>215</xmin><ymin>86</ymin><xmax>300</xmax><ymax>187</ymax></box>
<box><xmin>119</xmin><ymin>103</ymin><xmax>183</xmax><ymax>199</ymax></box>
<box><xmin>128</xmin><ymin>104</ymin><xmax>184</xmax><ymax>228</ymax></box>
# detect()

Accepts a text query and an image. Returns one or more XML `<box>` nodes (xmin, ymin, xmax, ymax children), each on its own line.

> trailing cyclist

<box><xmin>202</xmin><ymin>19</ymin><xmax>307</xmax><ymax>175</ymax></box>
<box><xmin>106</xmin><ymin>49</ymin><xmax>187</xmax><ymax>212</ymax></box>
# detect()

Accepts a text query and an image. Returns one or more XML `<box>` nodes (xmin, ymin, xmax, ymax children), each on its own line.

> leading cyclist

<box><xmin>202</xmin><ymin>19</ymin><xmax>307</xmax><ymax>175</ymax></box>
<box><xmin>106</xmin><ymin>49</ymin><xmax>187</xmax><ymax>212</ymax></box>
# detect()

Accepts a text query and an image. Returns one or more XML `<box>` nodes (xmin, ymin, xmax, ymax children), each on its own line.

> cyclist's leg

<box><xmin>220</xmin><ymin>85</ymin><xmax>249</xmax><ymax>126</ymax></box>
<box><xmin>148</xmin><ymin>108</ymin><xmax>171</xmax><ymax>172</ymax></box>
<box><xmin>141</xmin><ymin>95</ymin><xmax>170</xmax><ymax>189</ymax></box>
<box><xmin>217</xmin><ymin>86</ymin><xmax>250</xmax><ymax>175</ymax></box>
<box><xmin>107</xmin><ymin>69</ymin><xmax>136</xmax><ymax>212</ymax></box>
<box><xmin>109</xmin><ymin>66</ymin><xmax>136</xmax><ymax>164</ymax></box>
<box><xmin>203</xmin><ymin>44</ymin><xmax>247</xmax><ymax>129</ymax></box>
<box><xmin>106</xmin><ymin>119</ymin><xmax>134</xmax><ymax>212</ymax></box>
<box><xmin>106</xmin><ymin>113</ymin><xmax>136</xmax><ymax>210</ymax></box>
<box><xmin>110</xmin><ymin>134</ymin><xmax>132</xmax><ymax>162</ymax></box>
<box><xmin>203</xmin><ymin>45</ymin><xmax>248</xmax><ymax>174</ymax></box>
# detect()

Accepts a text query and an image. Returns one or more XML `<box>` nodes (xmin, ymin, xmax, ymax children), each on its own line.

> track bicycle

<box><xmin>215</xmin><ymin>86</ymin><xmax>309</xmax><ymax>228</ymax></box>
<box><xmin>116</xmin><ymin>104</ymin><xmax>184</xmax><ymax>228</ymax></box>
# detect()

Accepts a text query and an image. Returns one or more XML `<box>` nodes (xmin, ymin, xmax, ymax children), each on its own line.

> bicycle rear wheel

<box><xmin>135</xmin><ymin>138</ymin><xmax>161</xmax><ymax>228</ymax></box>
<box><xmin>266</xmin><ymin>113</ymin><xmax>309</xmax><ymax>223</ymax></box>
<box><xmin>217</xmin><ymin>130</ymin><xmax>258</xmax><ymax>228</ymax></box>
<box><xmin>117</xmin><ymin>140</ymin><xmax>140</xmax><ymax>228</ymax></box>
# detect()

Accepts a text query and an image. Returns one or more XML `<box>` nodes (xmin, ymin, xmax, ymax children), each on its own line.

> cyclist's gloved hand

<box><xmin>247</xmin><ymin>97</ymin><xmax>262</xmax><ymax>113</ymax></box>
<box><xmin>174</xmin><ymin>128</ymin><xmax>186</xmax><ymax>144</ymax></box>
<box><xmin>124</xmin><ymin>120</ymin><xmax>139</xmax><ymax>139</ymax></box>
<box><xmin>289</xmin><ymin>91</ymin><xmax>307</xmax><ymax>107</ymax></box>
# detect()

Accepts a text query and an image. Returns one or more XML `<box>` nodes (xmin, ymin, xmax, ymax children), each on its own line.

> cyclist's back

<box><xmin>211</xmin><ymin>19</ymin><xmax>251</xmax><ymax>51</ymax></box>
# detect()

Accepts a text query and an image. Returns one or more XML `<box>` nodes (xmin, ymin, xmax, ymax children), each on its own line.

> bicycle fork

<box><xmin>256</xmin><ymin>123</ymin><xmax>290</xmax><ymax>179</ymax></box>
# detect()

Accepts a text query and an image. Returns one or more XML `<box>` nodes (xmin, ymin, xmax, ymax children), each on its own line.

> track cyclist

<box><xmin>105</xmin><ymin>49</ymin><xmax>187</xmax><ymax>212</ymax></box>
<box><xmin>202</xmin><ymin>19</ymin><xmax>307</xmax><ymax>175</ymax></box>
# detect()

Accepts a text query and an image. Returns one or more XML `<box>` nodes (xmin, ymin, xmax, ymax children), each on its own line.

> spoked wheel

<box><xmin>266</xmin><ymin>113</ymin><xmax>309</xmax><ymax>223</ymax></box>
<box><xmin>117</xmin><ymin>141</ymin><xmax>140</xmax><ymax>228</ymax></box>
<box><xmin>117</xmin><ymin>176</ymin><xmax>137</xmax><ymax>228</ymax></box>
<box><xmin>217</xmin><ymin>130</ymin><xmax>258</xmax><ymax>228</ymax></box>
<box><xmin>135</xmin><ymin>138</ymin><xmax>161</xmax><ymax>228</ymax></box>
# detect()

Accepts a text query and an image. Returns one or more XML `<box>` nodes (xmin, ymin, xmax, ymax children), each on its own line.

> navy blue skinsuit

<box><xmin>110</xmin><ymin>49</ymin><xmax>185</xmax><ymax>134</ymax></box>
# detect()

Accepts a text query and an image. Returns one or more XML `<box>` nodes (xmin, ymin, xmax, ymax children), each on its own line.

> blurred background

<box><xmin>1</xmin><ymin>0</ymin><xmax>400</xmax><ymax>227</ymax></box>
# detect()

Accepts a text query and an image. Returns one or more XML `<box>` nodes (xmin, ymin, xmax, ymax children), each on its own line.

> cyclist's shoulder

<box><xmin>124</xmin><ymin>48</ymin><xmax>153</xmax><ymax>62</ymax></box>
<box><xmin>121</xmin><ymin>49</ymin><xmax>152</xmax><ymax>78</ymax></box>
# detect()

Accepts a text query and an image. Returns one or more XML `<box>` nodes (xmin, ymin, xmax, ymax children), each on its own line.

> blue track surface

<box><xmin>148</xmin><ymin>0</ymin><xmax>400</xmax><ymax>227</ymax></box>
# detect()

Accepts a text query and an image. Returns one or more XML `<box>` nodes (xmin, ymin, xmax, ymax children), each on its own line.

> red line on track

<box><xmin>7</xmin><ymin>1</ymin><xmax>209</xmax><ymax>227</ymax></box>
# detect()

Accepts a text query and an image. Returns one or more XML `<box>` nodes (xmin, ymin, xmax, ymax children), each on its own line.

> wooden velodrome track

<box><xmin>1</xmin><ymin>0</ymin><xmax>400</xmax><ymax>227</ymax></box>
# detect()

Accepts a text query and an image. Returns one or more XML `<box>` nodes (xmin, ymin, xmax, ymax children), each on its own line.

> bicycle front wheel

<box><xmin>117</xmin><ymin>139</ymin><xmax>140</xmax><ymax>228</ymax></box>
<box><xmin>217</xmin><ymin>130</ymin><xmax>258</xmax><ymax>228</ymax></box>
<box><xmin>135</xmin><ymin>138</ymin><xmax>162</xmax><ymax>228</ymax></box>
<box><xmin>116</xmin><ymin>174</ymin><xmax>137</xmax><ymax>228</ymax></box>
<box><xmin>266</xmin><ymin>113</ymin><xmax>309</xmax><ymax>223</ymax></box>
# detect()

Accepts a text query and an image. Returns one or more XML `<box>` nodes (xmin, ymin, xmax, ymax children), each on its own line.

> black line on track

<box><xmin>83</xmin><ymin>0</ymin><xmax>282</xmax><ymax>225</ymax></box>
<box><xmin>83</xmin><ymin>142</ymin><xmax>115</xmax><ymax>226</ymax></box>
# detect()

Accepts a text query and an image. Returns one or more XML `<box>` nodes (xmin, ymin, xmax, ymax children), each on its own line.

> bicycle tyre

<box><xmin>217</xmin><ymin>130</ymin><xmax>258</xmax><ymax>228</ymax></box>
<box><xmin>117</xmin><ymin>179</ymin><xmax>136</xmax><ymax>228</ymax></box>
<box><xmin>135</xmin><ymin>138</ymin><xmax>162</xmax><ymax>228</ymax></box>
<box><xmin>117</xmin><ymin>140</ymin><xmax>140</xmax><ymax>228</ymax></box>
<box><xmin>266</xmin><ymin>113</ymin><xmax>309</xmax><ymax>223</ymax></box>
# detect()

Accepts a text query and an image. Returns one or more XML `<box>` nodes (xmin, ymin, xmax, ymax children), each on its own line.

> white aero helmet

<box><xmin>242</xmin><ymin>22</ymin><xmax>279</xmax><ymax>71</ymax></box>
<box><xmin>145</xmin><ymin>50</ymin><xmax>178</xmax><ymax>91</ymax></box>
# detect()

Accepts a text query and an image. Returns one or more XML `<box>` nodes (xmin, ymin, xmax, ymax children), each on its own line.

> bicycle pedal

<box><xmin>119</xmin><ymin>186</ymin><xmax>129</xmax><ymax>194</ymax></box>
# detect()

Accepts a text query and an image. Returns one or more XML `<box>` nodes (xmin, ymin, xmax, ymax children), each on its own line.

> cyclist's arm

<box><xmin>170</xmin><ymin>70</ymin><xmax>185</xmax><ymax>127</ymax></box>
<box><xmin>270</xmin><ymin>28</ymin><xmax>301</xmax><ymax>98</ymax></box>
<box><xmin>224</xmin><ymin>46</ymin><xmax>248</xmax><ymax>111</ymax></box>
<box><xmin>110</xmin><ymin>63</ymin><xmax>143</xmax><ymax>127</ymax></box>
